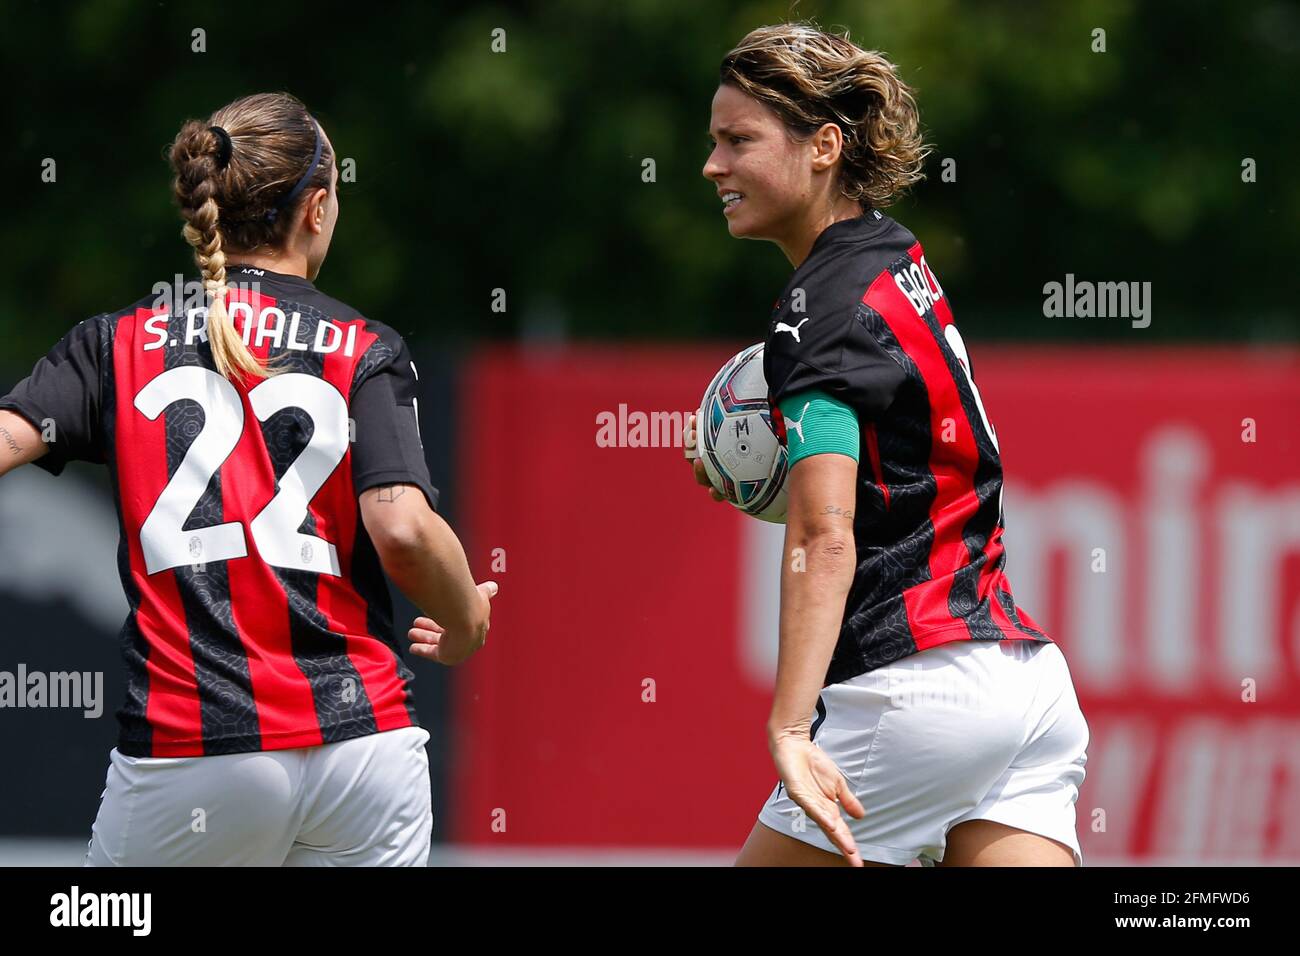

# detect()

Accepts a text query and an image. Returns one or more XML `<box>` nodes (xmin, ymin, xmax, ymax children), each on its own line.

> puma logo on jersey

<box><xmin>787</xmin><ymin>401</ymin><xmax>811</xmax><ymax>443</ymax></box>
<box><xmin>774</xmin><ymin>317</ymin><xmax>809</xmax><ymax>342</ymax></box>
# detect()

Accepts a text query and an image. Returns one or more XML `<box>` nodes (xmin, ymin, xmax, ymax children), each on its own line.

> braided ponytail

<box><xmin>170</xmin><ymin>123</ymin><xmax>278</xmax><ymax>382</ymax></box>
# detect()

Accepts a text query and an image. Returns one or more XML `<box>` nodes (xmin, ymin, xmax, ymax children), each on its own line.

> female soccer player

<box><xmin>692</xmin><ymin>25</ymin><xmax>1090</xmax><ymax>866</ymax></box>
<box><xmin>0</xmin><ymin>92</ymin><xmax>494</xmax><ymax>866</ymax></box>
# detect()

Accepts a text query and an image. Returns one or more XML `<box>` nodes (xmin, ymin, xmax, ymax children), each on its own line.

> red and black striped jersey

<box><xmin>764</xmin><ymin>210</ymin><xmax>1050</xmax><ymax>686</ymax></box>
<box><xmin>0</xmin><ymin>265</ymin><xmax>437</xmax><ymax>756</ymax></box>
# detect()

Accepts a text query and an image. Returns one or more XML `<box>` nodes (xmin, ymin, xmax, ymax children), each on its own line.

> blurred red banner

<box><xmin>451</xmin><ymin>344</ymin><xmax>1300</xmax><ymax>863</ymax></box>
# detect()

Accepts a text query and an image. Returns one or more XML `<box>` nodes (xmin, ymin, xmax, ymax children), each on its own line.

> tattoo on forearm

<box><xmin>0</xmin><ymin>425</ymin><xmax>23</xmax><ymax>457</ymax></box>
<box><xmin>375</xmin><ymin>484</ymin><xmax>407</xmax><ymax>503</ymax></box>
<box><xmin>819</xmin><ymin>504</ymin><xmax>854</xmax><ymax>520</ymax></box>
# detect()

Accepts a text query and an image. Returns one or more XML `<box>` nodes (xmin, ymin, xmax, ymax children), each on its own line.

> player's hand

<box><xmin>408</xmin><ymin>581</ymin><xmax>498</xmax><ymax>665</ymax></box>
<box><xmin>770</xmin><ymin>733</ymin><xmax>866</xmax><ymax>867</ymax></box>
<box><xmin>685</xmin><ymin>412</ymin><xmax>725</xmax><ymax>503</ymax></box>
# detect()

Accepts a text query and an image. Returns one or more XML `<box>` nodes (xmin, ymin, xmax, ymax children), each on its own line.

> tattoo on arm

<box><xmin>0</xmin><ymin>425</ymin><xmax>23</xmax><ymax>457</ymax></box>
<box><xmin>819</xmin><ymin>504</ymin><xmax>854</xmax><ymax>520</ymax></box>
<box><xmin>375</xmin><ymin>484</ymin><xmax>407</xmax><ymax>503</ymax></box>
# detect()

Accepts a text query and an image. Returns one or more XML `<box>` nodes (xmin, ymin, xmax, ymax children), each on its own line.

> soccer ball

<box><xmin>697</xmin><ymin>343</ymin><xmax>789</xmax><ymax>523</ymax></box>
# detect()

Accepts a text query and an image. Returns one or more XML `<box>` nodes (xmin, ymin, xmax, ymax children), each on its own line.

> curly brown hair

<box><xmin>168</xmin><ymin>92</ymin><xmax>334</xmax><ymax>382</ymax></box>
<box><xmin>720</xmin><ymin>23</ymin><xmax>931</xmax><ymax>209</ymax></box>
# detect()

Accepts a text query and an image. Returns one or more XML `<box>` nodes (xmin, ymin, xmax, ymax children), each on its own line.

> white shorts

<box><xmin>84</xmin><ymin>726</ymin><xmax>432</xmax><ymax>866</ymax></box>
<box><xmin>758</xmin><ymin>639</ymin><xmax>1089</xmax><ymax>866</ymax></box>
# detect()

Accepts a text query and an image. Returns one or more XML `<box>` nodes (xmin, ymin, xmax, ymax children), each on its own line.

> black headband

<box><xmin>208</xmin><ymin>125</ymin><xmax>233</xmax><ymax>169</ymax></box>
<box><xmin>266</xmin><ymin>117</ymin><xmax>324</xmax><ymax>224</ymax></box>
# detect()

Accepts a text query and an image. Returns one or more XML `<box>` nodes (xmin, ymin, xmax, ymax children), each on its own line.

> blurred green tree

<box><xmin>2</xmin><ymin>0</ymin><xmax>1296</xmax><ymax>364</ymax></box>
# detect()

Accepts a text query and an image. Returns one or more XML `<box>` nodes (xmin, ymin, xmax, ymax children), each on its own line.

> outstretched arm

<box><xmin>359</xmin><ymin>482</ymin><xmax>495</xmax><ymax>665</ymax></box>
<box><xmin>0</xmin><ymin>410</ymin><xmax>47</xmax><ymax>479</ymax></box>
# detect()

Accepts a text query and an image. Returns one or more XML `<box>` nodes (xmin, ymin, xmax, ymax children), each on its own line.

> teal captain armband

<box><xmin>778</xmin><ymin>389</ymin><xmax>860</xmax><ymax>466</ymax></box>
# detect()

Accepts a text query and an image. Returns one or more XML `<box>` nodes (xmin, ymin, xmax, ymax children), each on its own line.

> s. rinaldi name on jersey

<box><xmin>140</xmin><ymin>304</ymin><xmax>360</xmax><ymax>356</ymax></box>
<box><xmin>147</xmin><ymin>275</ymin><xmax>361</xmax><ymax>356</ymax></box>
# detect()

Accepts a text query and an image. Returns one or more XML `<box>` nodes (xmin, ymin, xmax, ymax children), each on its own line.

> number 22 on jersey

<box><xmin>134</xmin><ymin>367</ymin><xmax>349</xmax><ymax>576</ymax></box>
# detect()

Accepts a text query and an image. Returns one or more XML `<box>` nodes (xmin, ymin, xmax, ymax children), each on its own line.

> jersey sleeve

<box><xmin>778</xmin><ymin>389</ymin><xmax>860</xmax><ymax>467</ymax></box>
<box><xmin>0</xmin><ymin>317</ymin><xmax>105</xmax><ymax>476</ymax></box>
<box><xmin>349</xmin><ymin>330</ymin><xmax>439</xmax><ymax>512</ymax></box>
<box><xmin>764</xmin><ymin>272</ymin><xmax>906</xmax><ymax>419</ymax></box>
